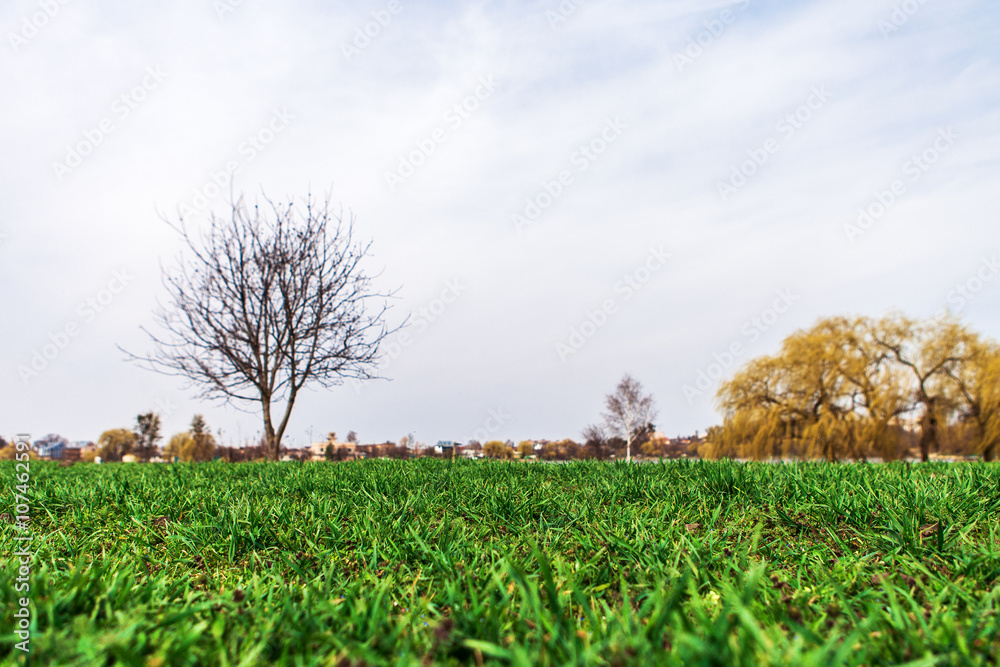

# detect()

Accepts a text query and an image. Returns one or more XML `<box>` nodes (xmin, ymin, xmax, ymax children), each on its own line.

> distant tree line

<box><xmin>88</xmin><ymin>413</ymin><xmax>219</xmax><ymax>462</ymax></box>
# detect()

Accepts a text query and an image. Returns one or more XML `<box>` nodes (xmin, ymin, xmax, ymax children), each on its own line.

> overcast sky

<box><xmin>2</xmin><ymin>0</ymin><xmax>999</xmax><ymax>448</ymax></box>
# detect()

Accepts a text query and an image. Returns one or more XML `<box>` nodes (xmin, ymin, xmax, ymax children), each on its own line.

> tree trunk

<box><xmin>918</xmin><ymin>408</ymin><xmax>937</xmax><ymax>463</ymax></box>
<box><xmin>262</xmin><ymin>398</ymin><xmax>279</xmax><ymax>461</ymax></box>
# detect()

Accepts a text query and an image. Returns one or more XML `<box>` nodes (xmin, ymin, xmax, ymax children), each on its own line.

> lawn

<box><xmin>2</xmin><ymin>459</ymin><xmax>999</xmax><ymax>665</ymax></box>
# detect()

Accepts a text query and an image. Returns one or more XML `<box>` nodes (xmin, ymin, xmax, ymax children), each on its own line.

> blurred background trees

<box><xmin>483</xmin><ymin>440</ymin><xmax>514</xmax><ymax>459</ymax></box>
<box><xmin>541</xmin><ymin>439</ymin><xmax>580</xmax><ymax>461</ymax></box>
<box><xmin>706</xmin><ymin>313</ymin><xmax>1000</xmax><ymax>461</ymax></box>
<box><xmin>164</xmin><ymin>415</ymin><xmax>217</xmax><ymax>462</ymax></box>
<box><xmin>96</xmin><ymin>429</ymin><xmax>137</xmax><ymax>462</ymax></box>
<box><xmin>134</xmin><ymin>412</ymin><xmax>162</xmax><ymax>460</ymax></box>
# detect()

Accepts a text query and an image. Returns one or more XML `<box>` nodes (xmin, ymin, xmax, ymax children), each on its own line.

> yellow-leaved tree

<box><xmin>483</xmin><ymin>440</ymin><xmax>513</xmax><ymax>459</ymax></box>
<box><xmin>710</xmin><ymin>313</ymin><xmax>998</xmax><ymax>461</ymax></box>
<box><xmin>164</xmin><ymin>415</ymin><xmax>217</xmax><ymax>462</ymax></box>
<box><xmin>96</xmin><ymin>429</ymin><xmax>139</xmax><ymax>462</ymax></box>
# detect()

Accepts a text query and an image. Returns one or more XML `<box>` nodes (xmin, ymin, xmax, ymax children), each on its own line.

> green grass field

<box><xmin>2</xmin><ymin>459</ymin><xmax>999</xmax><ymax>666</ymax></box>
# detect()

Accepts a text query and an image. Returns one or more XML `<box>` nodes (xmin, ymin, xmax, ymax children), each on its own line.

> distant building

<box><xmin>434</xmin><ymin>441</ymin><xmax>459</xmax><ymax>458</ymax></box>
<box><xmin>309</xmin><ymin>438</ymin><xmax>360</xmax><ymax>461</ymax></box>
<box><xmin>459</xmin><ymin>441</ymin><xmax>484</xmax><ymax>459</ymax></box>
<box><xmin>279</xmin><ymin>447</ymin><xmax>311</xmax><ymax>462</ymax></box>
<box><xmin>308</xmin><ymin>440</ymin><xmax>331</xmax><ymax>460</ymax></box>
<box><xmin>33</xmin><ymin>434</ymin><xmax>68</xmax><ymax>460</ymax></box>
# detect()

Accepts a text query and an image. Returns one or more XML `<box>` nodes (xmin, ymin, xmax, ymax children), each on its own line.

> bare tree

<box><xmin>602</xmin><ymin>374</ymin><xmax>657</xmax><ymax>462</ymax></box>
<box><xmin>581</xmin><ymin>423</ymin><xmax>609</xmax><ymax>460</ymax></box>
<box><xmin>127</xmin><ymin>191</ymin><xmax>398</xmax><ymax>460</ymax></box>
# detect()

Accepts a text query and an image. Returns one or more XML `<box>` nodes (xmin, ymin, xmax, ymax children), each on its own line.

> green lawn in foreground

<box><xmin>1</xmin><ymin>459</ymin><xmax>999</xmax><ymax>666</ymax></box>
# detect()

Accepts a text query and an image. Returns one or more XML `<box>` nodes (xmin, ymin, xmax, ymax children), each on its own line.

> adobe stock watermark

<box><xmin>843</xmin><ymin>127</ymin><xmax>958</xmax><ymax>243</ymax></box>
<box><xmin>682</xmin><ymin>289</ymin><xmax>799</xmax><ymax>404</ymax></box>
<box><xmin>512</xmin><ymin>117</ymin><xmax>628</xmax><ymax>233</ymax></box>
<box><xmin>152</xmin><ymin>396</ymin><xmax>180</xmax><ymax>420</ymax></box>
<box><xmin>177</xmin><ymin>108</ymin><xmax>294</xmax><ymax>218</ymax></box>
<box><xmin>878</xmin><ymin>0</ymin><xmax>930</xmax><ymax>38</ymax></box>
<box><xmin>384</xmin><ymin>76</ymin><xmax>499</xmax><ymax>192</ymax></box>
<box><xmin>51</xmin><ymin>66</ymin><xmax>167</xmax><ymax>182</ymax></box>
<box><xmin>673</xmin><ymin>0</ymin><xmax>751</xmax><ymax>73</ymax></box>
<box><xmin>462</xmin><ymin>408</ymin><xmax>512</xmax><ymax>444</ymax></box>
<box><xmin>942</xmin><ymin>255</ymin><xmax>999</xmax><ymax>314</ymax></box>
<box><xmin>7</xmin><ymin>0</ymin><xmax>70</xmax><ymax>52</ymax></box>
<box><xmin>213</xmin><ymin>0</ymin><xmax>247</xmax><ymax>20</ymax></box>
<box><xmin>716</xmin><ymin>85</ymin><xmax>832</xmax><ymax>202</ymax></box>
<box><xmin>556</xmin><ymin>246</ymin><xmax>671</xmax><ymax>362</ymax></box>
<box><xmin>341</xmin><ymin>0</ymin><xmax>404</xmax><ymax>62</ymax></box>
<box><xmin>349</xmin><ymin>278</ymin><xmax>467</xmax><ymax>394</ymax></box>
<box><xmin>546</xmin><ymin>0</ymin><xmax>585</xmax><ymax>29</ymax></box>
<box><xmin>12</xmin><ymin>433</ymin><xmax>33</xmax><ymax>654</ymax></box>
<box><xmin>17</xmin><ymin>269</ymin><xmax>134</xmax><ymax>385</ymax></box>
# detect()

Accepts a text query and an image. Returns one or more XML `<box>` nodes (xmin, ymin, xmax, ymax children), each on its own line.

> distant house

<box><xmin>33</xmin><ymin>434</ymin><xmax>69</xmax><ymax>460</ymax></box>
<box><xmin>460</xmin><ymin>447</ymin><xmax>485</xmax><ymax>459</ymax></box>
<box><xmin>309</xmin><ymin>439</ymin><xmax>360</xmax><ymax>461</ymax></box>
<box><xmin>63</xmin><ymin>440</ymin><xmax>95</xmax><ymax>462</ymax></box>
<box><xmin>336</xmin><ymin>442</ymin><xmax>360</xmax><ymax>460</ymax></box>
<box><xmin>279</xmin><ymin>447</ymin><xmax>311</xmax><ymax>462</ymax></box>
<box><xmin>308</xmin><ymin>440</ymin><xmax>331</xmax><ymax>460</ymax></box>
<box><xmin>433</xmin><ymin>441</ymin><xmax>460</xmax><ymax>458</ymax></box>
<box><xmin>35</xmin><ymin>442</ymin><xmax>65</xmax><ymax>459</ymax></box>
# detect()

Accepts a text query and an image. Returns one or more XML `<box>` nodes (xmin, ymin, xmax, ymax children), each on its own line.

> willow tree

<box><xmin>781</xmin><ymin>318</ymin><xmax>857</xmax><ymax>461</ymax></box>
<box><xmin>715</xmin><ymin>318</ymin><xmax>864</xmax><ymax>461</ymax></box>
<box><xmin>715</xmin><ymin>313</ymin><xmax>997</xmax><ymax>462</ymax></box>
<box><xmin>832</xmin><ymin>317</ymin><xmax>910</xmax><ymax>460</ymax></box>
<box><xmin>128</xmin><ymin>192</ymin><xmax>397</xmax><ymax>460</ymax></box>
<box><xmin>941</xmin><ymin>337</ymin><xmax>1000</xmax><ymax>461</ymax></box>
<box><xmin>714</xmin><ymin>355</ymin><xmax>792</xmax><ymax>460</ymax></box>
<box><xmin>867</xmin><ymin>315</ymin><xmax>976</xmax><ymax>462</ymax></box>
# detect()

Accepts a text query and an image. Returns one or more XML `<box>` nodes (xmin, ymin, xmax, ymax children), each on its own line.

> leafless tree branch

<box><xmin>123</xmin><ymin>190</ymin><xmax>401</xmax><ymax>459</ymax></box>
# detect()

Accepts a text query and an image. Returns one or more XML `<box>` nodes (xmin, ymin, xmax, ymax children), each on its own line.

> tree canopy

<box><xmin>706</xmin><ymin>314</ymin><xmax>1000</xmax><ymax>462</ymax></box>
<box><xmin>97</xmin><ymin>429</ymin><xmax>138</xmax><ymax>462</ymax></box>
